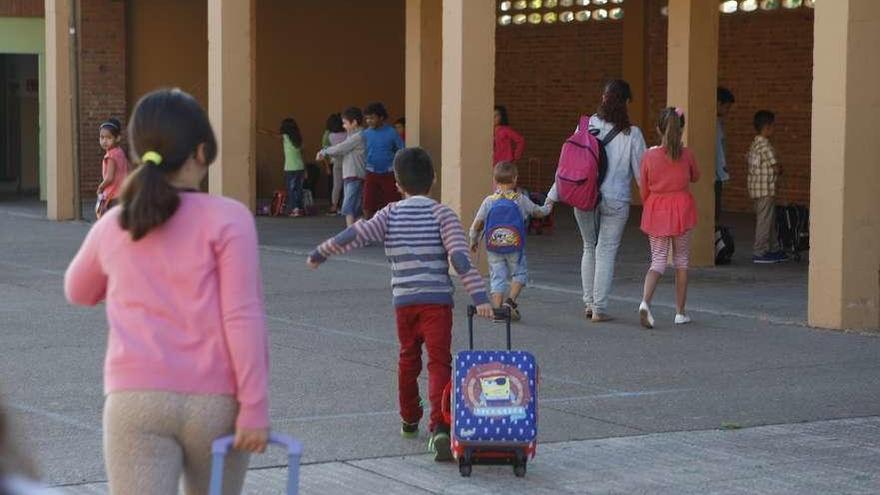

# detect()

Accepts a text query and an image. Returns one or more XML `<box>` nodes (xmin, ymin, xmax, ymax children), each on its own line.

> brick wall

<box><xmin>0</xmin><ymin>0</ymin><xmax>42</xmax><ymax>16</ymax></box>
<box><xmin>495</xmin><ymin>20</ymin><xmax>624</xmax><ymax>193</ymax></box>
<box><xmin>498</xmin><ymin>3</ymin><xmax>814</xmax><ymax>212</ymax></box>
<box><xmin>3</xmin><ymin>0</ymin><xmax>127</xmax><ymax>199</ymax></box>
<box><xmin>77</xmin><ymin>0</ymin><xmax>127</xmax><ymax>198</ymax></box>
<box><xmin>647</xmin><ymin>1</ymin><xmax>813</xmax><ymax>212</ymax></box>
<box><xmin>718</xmin><ymin>8</ymin><xmax>813</xmax><ymax>211</ymax></box>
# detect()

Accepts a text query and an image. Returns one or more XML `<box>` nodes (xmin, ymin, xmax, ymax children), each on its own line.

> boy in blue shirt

<box><xmin>362</xmin><ymin>102</ymin><xmax>405</xmax><ymax>219</ymax></box>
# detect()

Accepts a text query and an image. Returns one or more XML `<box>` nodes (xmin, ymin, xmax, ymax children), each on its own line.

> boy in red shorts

<box><xmin>362</xmin><ymin>102</ymin><xmax>405</xmax><ymax>219</ymax></box>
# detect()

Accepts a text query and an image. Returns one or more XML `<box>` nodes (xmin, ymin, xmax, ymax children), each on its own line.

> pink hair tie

<box><xmin>674</xmin><ymin>107</ymin><xmax>684</xmax><ymax>117</ymax></box>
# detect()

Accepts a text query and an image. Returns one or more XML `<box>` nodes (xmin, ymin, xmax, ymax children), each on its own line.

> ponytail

<box><xmin>118</xmin><ymin>158</ymin><xmax>180</xmax><ymax>241</ymax></box>
<box><xmin>117</xmin><ymin>88</ymin><xmax>217</xmax><ymax>241</ymax></box>
<box><xmin>658</xmin><ymin>107</ymin><xmax>685</xmax><ymax>161</ymax></box>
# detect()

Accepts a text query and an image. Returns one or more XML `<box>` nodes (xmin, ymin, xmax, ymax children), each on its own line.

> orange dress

<box><xmin>639</xmin><ymin>146</ymin><xmax>700</xmax><ymax>237</ymax></box>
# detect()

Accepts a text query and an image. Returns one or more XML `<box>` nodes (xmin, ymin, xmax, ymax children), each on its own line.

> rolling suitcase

<box><xmin>451</xmin><ymin>305</ymin><xmax>538</xmax><ymax>478</ymax></box>
<box><xmin>209</xmin><ymin>433</ymin><xmax>304</xmax><ymax>495</ymax></box>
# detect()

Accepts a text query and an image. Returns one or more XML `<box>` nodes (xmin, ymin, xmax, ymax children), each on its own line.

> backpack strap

<box><xmin>577</xmin><ymin>115</ymin><xmax>591</xmax><ymax>132</ymax></box>
<box><xmin>601</xmin><ymin>126</ymin><xmax>623</xmax><ymax>146</ymax></box>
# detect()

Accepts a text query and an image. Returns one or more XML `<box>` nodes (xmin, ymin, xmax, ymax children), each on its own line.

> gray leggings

<box><xmin>103</xmin><ymin>391</ymin><xmax>249</xmax><ymax>495</ymax></box>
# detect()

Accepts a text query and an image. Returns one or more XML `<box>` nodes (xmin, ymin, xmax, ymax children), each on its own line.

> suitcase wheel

<box><xmin>459</xmin><ymin>458</ymin><xmax>472</xmax><ymax>478</ymax></box>
<box><xmin>514</xmin><ymin>452</ymin><xmax>527</xmax><ymax>478</ymax></box>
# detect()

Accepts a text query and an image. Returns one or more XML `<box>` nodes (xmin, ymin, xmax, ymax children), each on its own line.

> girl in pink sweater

<box><xmin>65</xmin><ymin>89</ymin><xmax>269</xmax><ymax>494</ymax></box>
<box><xmin>637</xmin><ymin>107</ymin><xmax>700</xmax><ymax>329</ymax></box>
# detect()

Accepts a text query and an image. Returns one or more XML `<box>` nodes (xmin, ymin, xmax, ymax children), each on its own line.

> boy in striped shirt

<box><xmin>308</xmin><ymin>147</ymin><xmax>493</xmax><ymax>461</ymax></box>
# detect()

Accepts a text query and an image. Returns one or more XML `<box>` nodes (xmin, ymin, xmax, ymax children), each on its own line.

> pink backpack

<box><xmin>554</xmin><ymin>115</ymin><xmax>621</xmax><ymax>211</ymax></box>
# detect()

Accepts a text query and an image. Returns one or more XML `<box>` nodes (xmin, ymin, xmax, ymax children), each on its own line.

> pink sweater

<box><xmin>64</xmin><ymin>193</ymin><xmax>269</xmax><ymax>428</ymax></box>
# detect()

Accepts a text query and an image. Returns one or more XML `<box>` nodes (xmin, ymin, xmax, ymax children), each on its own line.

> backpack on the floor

<box><xmin>270</xmin><ymin>190</ymin><xmax>286</xmax><ymax>216</ymax></box>
<box><xmin>484</xmin><ymin>193</ymin><xmax>526</xmax><ymax>255</ymax></box>
<box><xmin>776</xmin><ymin>204</ymin><xmax>809</xmax><ymax>261</ymax></box>
<box><xmin>554</xmin><ymin>115</ymin><xmax>621</xmax><ymax>211</ymax></box>
<box><xmin>714</xmin><ymin>225</ymin><xmax>735</xmax><ymax>265</ymax></box>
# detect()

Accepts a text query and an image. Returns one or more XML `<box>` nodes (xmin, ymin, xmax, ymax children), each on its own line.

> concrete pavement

<box><xmin>0</xmin><ymin>197</ymin><xmax>877</xmax><ymax>494</ymax></box>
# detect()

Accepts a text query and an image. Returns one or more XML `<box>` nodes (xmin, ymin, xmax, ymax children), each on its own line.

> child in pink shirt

<box><xmin>96</xmin><ymin>118</ymin><xmax>130</xmax><ymax>218</ymax></box>
<box><xmin>637</xmin><ymin>107</ymin><xmax>700</xmax><ymax>329</ymax></box>
<box><xmin>65</xmin><ymin>89</ymin><xmax>269</xmax><ymax>495</ymax></box>
<box><xmin>493</xmin><ymin>105</ymin><xmax>525</xmax><ymax>165</ymax></box>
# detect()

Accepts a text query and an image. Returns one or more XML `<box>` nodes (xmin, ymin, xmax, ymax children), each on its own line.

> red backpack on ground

<box><xmin>270</xmin><ymin>190</ymin><xmax>287</xmax><ymax>216</ymax></box>
<box><xmin>554</xmin><ymin>115</ymin><xmax>621</xmax><ymax>211</ymax></box>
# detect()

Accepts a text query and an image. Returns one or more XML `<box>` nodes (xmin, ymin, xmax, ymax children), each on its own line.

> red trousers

<box><xmin>395</xmin><ymin>304</ymin><xmax>452</xmax><ymax>432</ymax></box>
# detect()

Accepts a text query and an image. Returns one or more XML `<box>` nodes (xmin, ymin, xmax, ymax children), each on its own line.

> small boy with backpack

<box><xmin>469</xmin><ymin>162</ymin><xmax>553</xmax><ymax>322</ymax></box>
<box><xmin>307</xmin><ymin>147</ymin><xmax>493</xmax><ymax>462</ymax></box>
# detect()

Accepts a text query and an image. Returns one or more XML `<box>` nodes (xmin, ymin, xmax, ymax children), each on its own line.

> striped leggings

<box><xmin>648</xmin><ymin>231</ymin><xmax>691</xmax><ymax>274</ymax></box>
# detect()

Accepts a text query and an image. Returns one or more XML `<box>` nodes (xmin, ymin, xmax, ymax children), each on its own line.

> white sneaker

<box><xmin>674</xmin><ymin>314</ymin><xmax>692</xmax><ymax>325</ymax></box>
<box><xmin>639</xmin><ymin>301</ymin><xmax>655</xmax><ymax>329</ymax></box>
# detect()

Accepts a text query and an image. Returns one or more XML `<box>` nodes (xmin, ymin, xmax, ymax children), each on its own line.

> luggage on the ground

<box><xmin>776</xmin><ymin>203</ymin><xmax>809</xmax><ymax>261</ymax></box>
<box><xmin>714</xmin><ymin>225</ymin><xmax>735</xmax><ymax>265</ymax></box>
<box><xmin>209</xmin><ymin>433</ymin><xmax>303</xmax><ymax>495</ymax></box>
<box><xmin>527</xmin><ymin>191</ymin><xmax>555</xmax><ymax>235</ymax></box>
<box><xmin>302</xmin><ymin>189</ymin><xmax>317</xmax><ymax>216</ymax></box>
<box><xmin>270</xmin><ymin>190</ymin><xmax>287</xmax><ymax>216</ymax></box>
<box><xmin>451</xmin><ymin>305</ymin><xmax>538</xmax><ymax>478</ymax></box>
<box><xmin>484</xmin><ymin>193</ymin><xmax>526</xmax><ymax>255</ymax></box>
<box><xmin>554</xmin><ymin>115</ymin><xmax>621</xmax><ymax>211</ymax></box>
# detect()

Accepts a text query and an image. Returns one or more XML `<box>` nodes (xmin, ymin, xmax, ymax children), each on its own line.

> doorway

<box><xmin>0</xmin><ymin>54</ymin><xmax>40</xmax><ymax>196</ymax></box>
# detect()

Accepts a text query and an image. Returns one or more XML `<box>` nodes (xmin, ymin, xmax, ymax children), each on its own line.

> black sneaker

<box><xmin>428</xmin><ymin>425</ymin><xmax>453</xmax><ymax>462</ymax></box>
<box><xmin>400</xmin><ymin>420</ymin><xmax>419</xmax><ymax>439</ymax></box>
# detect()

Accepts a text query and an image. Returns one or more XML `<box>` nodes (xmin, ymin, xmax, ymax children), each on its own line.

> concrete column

<box><xmin>808</xmin><ymin>0</ymin><xmax>880</xmax><ymax>330</ymax></box>
<box><xmin>441</xmin><ymin>0</ymin><xmax>494</xmax><ymax>224</ymax></box>
<box><xmin>45</xmin><ymin>0</ymin><xmax>76</xmax><ymax>220</ymax></box>
<box><xmin>666</xmin><ymin>0</ymin><xmax>718</xmax><ymax>267</ymax></box>
<box><xmin>622</xmin><ymin>0</ymin><xmax>648</xmax><ymax>130</ymax></box>
<box><xmin>208</xmin><ymin>0</ymin><xmax>255</xmax><ymax>209</ymax></box>
<box><xmin>405</xmin><ymin>0</ymin><xmax>442</xmax><ymax>198</ymax></box>
<box><xmin>622</xmin><ymin>0</ymin><xmax>648</xmax><ymax>205</ymax></box>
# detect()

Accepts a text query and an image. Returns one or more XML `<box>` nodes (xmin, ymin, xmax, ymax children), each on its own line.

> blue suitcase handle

<box><xmin>468</xmin><ymin>305</ymin><xmax>511</xmax><ymax>350</ymax></box>
<box><xmin>209</xmin><ymin>433</ymin><xmax>303</xmax><ymax>495</ymax></box>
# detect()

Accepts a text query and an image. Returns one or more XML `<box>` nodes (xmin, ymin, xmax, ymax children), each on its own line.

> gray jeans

<box><xmin>573</xmin><ymin>199</ymin><xmax>630</xmax><ymax>313</ymax></box>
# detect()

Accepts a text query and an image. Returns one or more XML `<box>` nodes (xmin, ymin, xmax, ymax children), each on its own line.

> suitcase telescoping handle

<box><xmin>209</xmin><ymin>433</ymin><xmax>303</xmax><ymax>495</ymax></box>
<box><xmin>467</xmin><ymin>305</ymin><xmax>512</xmax><ymax>351</ymax></box>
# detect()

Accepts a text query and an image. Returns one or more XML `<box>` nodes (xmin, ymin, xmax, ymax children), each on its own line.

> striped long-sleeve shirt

<box><xmin>309</xmin><ymin>196</ymin><xmax>489</xmax><ymax>308</ymax></box>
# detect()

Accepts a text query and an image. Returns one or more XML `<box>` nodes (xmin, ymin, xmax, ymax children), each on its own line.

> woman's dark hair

<box><xmin>342</xmin><ymin>106</ymin><xmax>364</xmax><ymax>126</ymax></box>
<box><xmin>717</xmin><ymin>87</ymin><xmax>736</xmax><ymax>105</ymax></box>
<box><xmin>494</xmin><ymin>105</ymin><xmax>510</xmax><ymax>126</ymax></box>
<box><xmin>119</xmin><ymin>88</ymin><xmax>217</xmax><ymax>241</ymax></box>
<box><xmin>280</xmin><ymin>118</ymin><xmax>303</xmax><ymax>148</ymax></box>
<box><xmin>753</xmin><ymin>110</ymin><xmax>775</xmax><ymax>133</ymax></box>
<box><xmin>326</xmin><ymin>113</ymin><xmax>344</xmax><ymax>133</ymax></box>
<box><xmin>100</xmin><ymin>117</ymin><xmax>122</xmax><ymax>137</ymax></box>
<box><xmin>364</xmin><ymin>102</ymin><xmax>388</xmax><ymax>120</ymax></box>
<box><xmin>658</xmin><ymin>107</ymin><xmax>686</xmax><ymax>161</ymax></box>
<box><xmin>597</xmin><ymin>79</ymin><xmax>633</xmax><ymax>135</ymax></box>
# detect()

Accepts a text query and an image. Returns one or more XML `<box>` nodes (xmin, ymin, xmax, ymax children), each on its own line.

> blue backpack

<box><xmin>485</xmin><ymin>193</ymin><xmax>526</xmax><ymax>255</ymax></box>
